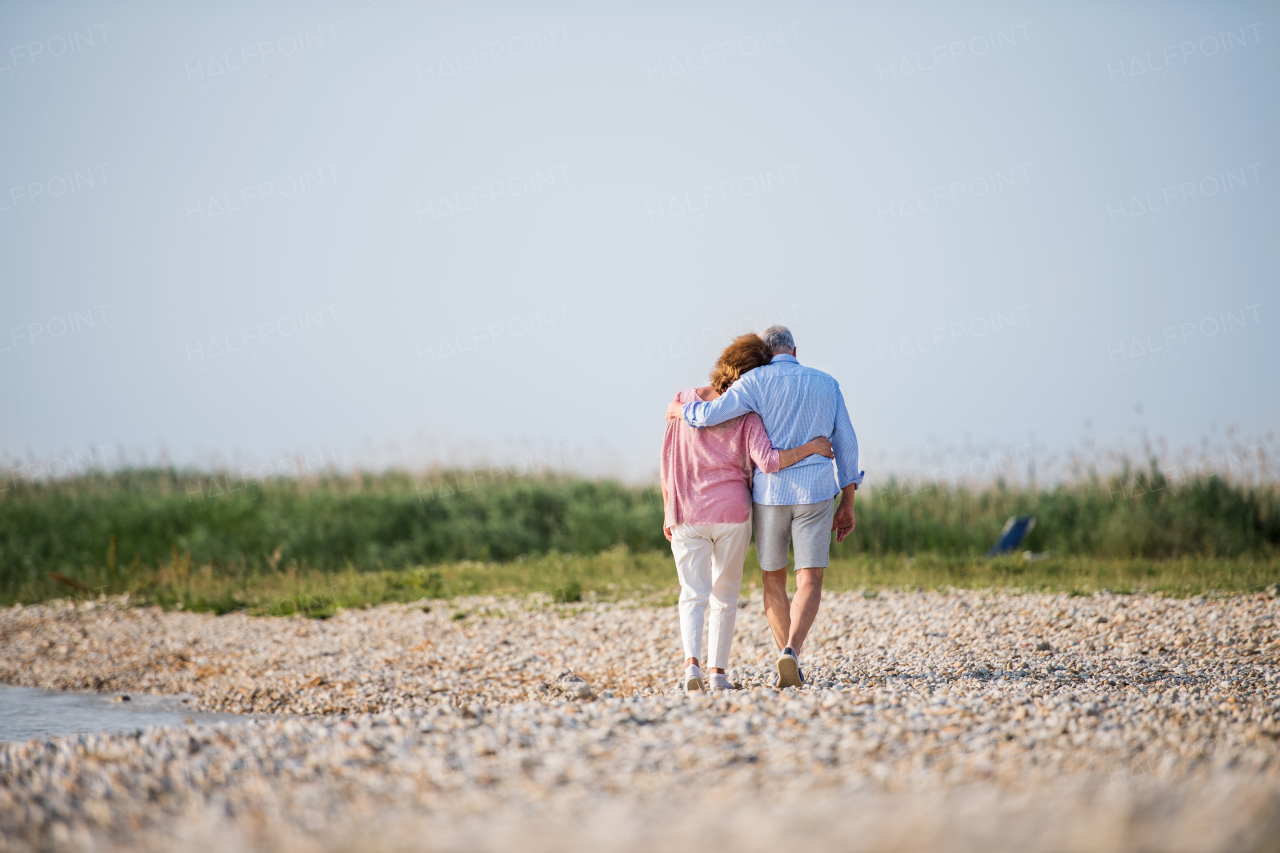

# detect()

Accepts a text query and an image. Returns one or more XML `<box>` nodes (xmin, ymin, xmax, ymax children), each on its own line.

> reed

<box><xmin>1</xmin><ymin>465</ymin><xmax>1276</xmax><ymax>607</ymax></box>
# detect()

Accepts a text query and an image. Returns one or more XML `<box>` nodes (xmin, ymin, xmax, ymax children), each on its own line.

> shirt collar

<box><xmin>771</xmin><ymin>354</ymin><xmax>798</xmax><ymax>364</ymax></box>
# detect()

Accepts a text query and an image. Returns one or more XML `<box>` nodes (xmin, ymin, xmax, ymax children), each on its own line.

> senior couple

<box><xmin>661</xmin><ymin>325</ymin><xmax>863</xmax><ymax>693</ymax></box>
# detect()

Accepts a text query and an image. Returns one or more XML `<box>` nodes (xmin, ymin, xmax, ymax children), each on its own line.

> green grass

<box><xmin>820</xmin><ymin>553</ymin><xmax>1278</xmax><ymax>598</ymax></box>
<box><xmin>2</xmin><ymin>465</ymin><xmax>1277</xmax><ymax>610</ymax></box>
<box><xmin>22</xmin><ymin>547</ymin><xmax>1278</xmax><ymax>617</ymax></box>
<box><xmin>41</xmin><ymin>547</ymin><xmax>680</xmax><ymax>617</ymax></box>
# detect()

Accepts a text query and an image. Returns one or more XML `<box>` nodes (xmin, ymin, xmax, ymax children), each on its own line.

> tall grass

<box><xmin>844</xmin><ymin>462</ymin><xmax>1280</xmax><ymax>558</ymax></box>
<box><xmin>1</xmin><ymin>464</ymin><xmax>1276</xmax><ymax>606</ymax></box>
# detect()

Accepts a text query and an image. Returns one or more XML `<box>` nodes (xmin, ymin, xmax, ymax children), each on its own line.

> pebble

<box><xmin>0</xmin><ymin>589</ymin><xmax>1276</xmax><ymax>851</ymax></box>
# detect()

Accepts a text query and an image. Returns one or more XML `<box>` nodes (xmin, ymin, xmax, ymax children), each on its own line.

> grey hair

<box><xmin>760</xmin><ymin>325</ymin><xmax>795</xmax><ymax>353</ymax></box>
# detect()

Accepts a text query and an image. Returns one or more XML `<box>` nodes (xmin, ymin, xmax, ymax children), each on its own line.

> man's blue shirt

<box><xmin>681</xmin><ymin>354</ymin><xmax>864</xmax><ymax>506</ymax></box>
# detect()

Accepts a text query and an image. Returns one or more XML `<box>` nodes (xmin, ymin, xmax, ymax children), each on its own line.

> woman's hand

<box><xmin>661</xmin><ymin>485</ymin><xmax>671</xmax><ymax>541</ymax></box>
<box><xmin>776</xmin><ymin>436</ymin><xmax>834</xmax><ymax>470</ymax></box>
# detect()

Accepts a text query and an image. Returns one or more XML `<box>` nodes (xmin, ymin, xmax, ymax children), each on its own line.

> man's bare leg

<box><xmin>761</xmin><ymin>569</ymin><xmax>791</xmax><ymax>650</ymax></box>
<box><xmin>786</xmin><ymin>567</ymin><xmax>824</xmax><ymax>653</ymax></box>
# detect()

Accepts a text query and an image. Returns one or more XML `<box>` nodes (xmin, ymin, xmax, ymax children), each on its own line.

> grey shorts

<box><xmin>753</xmin><ymin>498</ymin><xmax>835</xmax><ymax>571</ymax></box>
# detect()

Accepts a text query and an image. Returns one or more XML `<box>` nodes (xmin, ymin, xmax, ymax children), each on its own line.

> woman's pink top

<box><xmin>661</xmin><ymin>388</ymin><xmax>781</xmax><ymax>527</ymax></box>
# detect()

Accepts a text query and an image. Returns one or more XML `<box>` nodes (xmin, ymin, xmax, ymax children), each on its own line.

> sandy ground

<box><xmin>1</xmin><ymin>589</ymin><xmax>1277</xmax><ymax>852</ymax></box>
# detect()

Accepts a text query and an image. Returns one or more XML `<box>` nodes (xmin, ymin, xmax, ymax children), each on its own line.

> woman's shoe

<box><xmin>708</xmin><ymin>672</ymin><xmax>734</xmax><ymax>691</ymax></box>
<box><xmin>684</xmin><ymin>665</ymin><xmax>705</xmax><ymax>694</ymax></box>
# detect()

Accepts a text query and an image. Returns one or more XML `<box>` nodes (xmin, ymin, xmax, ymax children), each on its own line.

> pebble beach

<box><xmin>2</xmin><ymin>588</ymin><xmax>1278</xmax><ymax>852</ymax></box>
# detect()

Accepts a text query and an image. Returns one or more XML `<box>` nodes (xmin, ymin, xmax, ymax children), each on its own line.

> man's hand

<box><xmin>832</xmin><ymin>502</ymin><xmax>856</xmax><ymax>542</ymax></box>
<box><xmin>832</xmin><ymin>483</ymin><xmax>856</xmax><ymax>542</ymax></box>
<box><xmin>663</xmin><ymin>525</ymin><xmax>673</xmax><ymax>541</ymax></box>
<box><xmin>666</xmin><ymin>399</ymin><xmax>684</xmax><ymax>421</ymax></box>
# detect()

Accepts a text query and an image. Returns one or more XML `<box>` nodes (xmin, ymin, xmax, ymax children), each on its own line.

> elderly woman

<box><xmin>661</xmin><ymin>333</ymin><xmax>832</xmax><ymax>692</ymax></box>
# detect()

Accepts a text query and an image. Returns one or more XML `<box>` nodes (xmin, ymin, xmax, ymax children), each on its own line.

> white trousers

<box><xmin>670</xmin><ymin>521</ymin><xmax>751</xmax><ymax>670</ymax></box>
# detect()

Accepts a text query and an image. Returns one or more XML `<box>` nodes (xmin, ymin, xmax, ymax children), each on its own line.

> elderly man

<box><xmin>666</xmin><ymin>325</ymin><xmax>863</xmax><ymax>688</ymax></box>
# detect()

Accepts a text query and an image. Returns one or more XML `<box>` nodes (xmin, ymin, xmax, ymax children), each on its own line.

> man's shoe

<box><xmin>708</xmin><ymin>672</ymin><xmax>734</xmax><ymax>691</ymax></box>
<box><xmin>777</xmin><ymin>647</ymin><xmax>804</xmax><ymax>688</ymax></box>
<box><xmin>685</xmin><ymin>665</ymin><xmax>705</xmax><ymax>694</ymax></box>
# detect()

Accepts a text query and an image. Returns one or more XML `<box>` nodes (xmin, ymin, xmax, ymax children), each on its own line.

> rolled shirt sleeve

<box><xmin>682</xmin><ymin>381</ymin><xmax>757</xmax><ymax>428</ymax></box>
<box><xmin>831</xmin><ymin>384</ymin><xmax>864</xmax><ymax>489</ymax></box>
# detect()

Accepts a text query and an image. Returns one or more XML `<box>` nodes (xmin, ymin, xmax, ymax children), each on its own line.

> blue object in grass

<box><xmin>987</xmin><ymin>515</ymin><xmax>1036</xmax><ymax>557</ymax></box>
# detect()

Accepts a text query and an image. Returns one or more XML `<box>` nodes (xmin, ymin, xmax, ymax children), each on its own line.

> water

<box><xmin>0</xmin><ymin>684</ymin><xmax>247</xmax><ymax>743</ymax></box>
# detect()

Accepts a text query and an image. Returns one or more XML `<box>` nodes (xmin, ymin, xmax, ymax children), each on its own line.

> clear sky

<box><xmin>1</xmin><ymin>0</ymin><xmax>1276</xmax><ymax>486</ymax></box>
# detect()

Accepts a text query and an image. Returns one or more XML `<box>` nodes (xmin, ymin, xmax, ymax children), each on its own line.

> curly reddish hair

<box><xmin>709</xmin><ymin>333</ymin><xmax>772</xmax><ymax>394</ymax></box>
